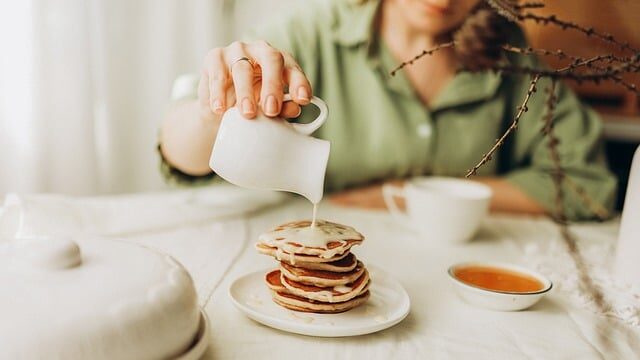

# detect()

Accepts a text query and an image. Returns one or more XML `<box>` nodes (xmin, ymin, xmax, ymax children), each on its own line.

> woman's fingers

<box><xmin>251</xmin><ymin>41</ymin><xmax>285</xmax><ymax>117</ymax></box>
<box><xmin>197</xmin><ymin>70</ymin><xmax>216</xmax><ymax>122</ymax></box>
<box><xmin>204</xmin><ymin>48</ymin><xmax>230</xmax><ymax>115</ymax></box>
<box><xmin>283</xmin><ymin>52</ymin><xmax>312</xmax><ymax>105</ymax></box>
<box><xmin>280</xmin><ymin>101</ymin><xmax>301</xmax><ymax>118</ymax></box>
<box><xmin>226</xmin><ymin>42</ymin><xmax>257</xmax><ymax>118</ymax></box>
<box><xmin>202</xmin><ymin>41</ymin><xmax>310</xmax><ymax>119</ymax></box>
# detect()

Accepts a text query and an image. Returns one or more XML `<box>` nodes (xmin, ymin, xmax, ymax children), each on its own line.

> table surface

<box><xmin>162</xmin><ymin>199</ymin><xmax>636</xmax><ymax>360</ymax></box>
<box><xmin>9</xmin><ymin>190</ymin><xmax>636</xmax><ymax>360</ymax></box>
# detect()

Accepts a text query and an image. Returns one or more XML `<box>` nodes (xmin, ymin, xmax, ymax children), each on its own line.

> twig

<box><xmin>485</xmin><ymin>0</ymin><xmax>640</xmax><ymax>53</ymax></box>
<box><xmin>390</xmin><ymin>41</ymin><xmax>455</xmax><ymax>76</ymax></box>
<box><xmin>501</xmin><ymin>45</ymin><xmax>639</xmax><ymax>69</ymax></box>
<box><xmin>563</xmin><ymin>176</ymin><xmax>610</xmax><ymax>220</ymax></box>
<box><xmin>484</xmin><ymin>0</ymin><xmax>521</xmax><ymax>22</ymax></box>
<box><xmin>465</xmin><ymin>74</ymin><xmax>540</xmax><ymax>177</ymax></box>
<box><xmin>486</xmin><ymin>65</ymin><xmax>640</xmax><ymax>95</ymax></box>
<box><xmin>542</xmin><ymin>79</ymin><xmax>612</xmax><ymax>349</ymax></box>
<box><xmin>500</xmin><ymin>46</ymin><xmax>640</xmax><ymax>94</ymax></box>
<box><xmin>518</xmin><ymin>12</ymin><xmax>640</xmax><ymax>54</ymax></box>
<box><xmin>514</xmin><ymin>2</ymin><xmax>545</xmax><ymax>10</ymax></box>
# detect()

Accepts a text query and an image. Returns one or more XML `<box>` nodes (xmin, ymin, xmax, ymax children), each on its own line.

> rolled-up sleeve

<box><xmin>504</xmin><ymin>74</ymin><xmax>617</xmax><ymax>221</ymax></box>
<box><xmin>158</xmin><ymin>74</ymin><xmax>219</xmax><ymax>186</ymax></box>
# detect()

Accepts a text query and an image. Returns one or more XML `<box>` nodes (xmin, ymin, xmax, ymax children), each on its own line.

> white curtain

<box><xmin>0</xmin><ymin>0</ymin><xmax>229</xmax><ymax>195</ymax></box>
<box><xmin>1</xmin><ymin>0</ymin><xmax>299</xmax><ymax>196</ymax></box>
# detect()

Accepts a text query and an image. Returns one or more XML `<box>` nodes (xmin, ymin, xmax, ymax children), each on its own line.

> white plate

<box><xmin>228</xmin><ymin>265</ymin><xmax>410</xmax><ymax>337</ymax></box>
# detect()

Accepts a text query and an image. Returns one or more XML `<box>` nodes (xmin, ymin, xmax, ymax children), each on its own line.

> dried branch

<box><xmin>484</xmin><ymin>0</ymin><xmax>521</xmax><ymax>22</ymax></box>
<box><xmin>502</xmin><ymin>44</ymin><xmax>640</xmax><ymax>72</ymax></box>
<box><xmin>542</xmin><ymin>79</ymin><xmax>612</xmax><ymax>349</ymax></box>
<box><xmin>563</xmin><ymin>176</ymin><xmax>610</xmax><ymax>220</ymax></box>
<box><xmin>486</xmin><ymin>64</ymin><xmax>640</xmax><ymax>95</ymax></box>
<box><xmin>501</xmin><ymin>45</ymin><xmax>640</xmax><ymax>93</ymax></box>
<box><xmin>513</xmin><ymin>2</ymin><xmax>545</xmax><ymax>10</ymax></box>
<box><xmin>465</xmin><ymin>74</ymin><xmax>540</xmax><ymax>177</ymax></box>
<box><xmin>517</xmin><ymin>12</ymin><xmax>639</xmax><ymax>54</ymax></box>
<box><xmin>485</xmin><ymin>0</ymin><xmax>639</xmax><ymax>54</ymax></box>
<box><xmin>390</xmin><ymin>42</ymin><xmax>455</xmax><ymax>76</ymax></box>
<box><xmin>501</xmin><ymin>45</ymin><xmax>639</xmax><ymax>70</ymax></box>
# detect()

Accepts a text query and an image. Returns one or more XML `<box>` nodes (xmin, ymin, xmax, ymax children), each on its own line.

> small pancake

<box><xmin>257</xmin><ymin>220</ymin><xmax>364</xmax><ymax>259</ymax></box>
<box><xmin>255</xmin><ymin>243</ymin><xmax>350</xmax><ymax>264</ymax></box>
<box><xmin>265</xmin><ymin>269</ymin><xmax>287</xmax><ymax>292</ymax></box>
<box><xmin>280</xmin><ymin>260</ymin><xmax>365</xmax><ymax>287</ymax></box>
<box><xmin>281</xmin><ymin>269</ymin><xmax>370</xmax><ymax>303</ymax></box>
<box><xmin>285</xmin><ymin>252</ymin><xmax>358</xmax><ymax>272</ymax></box>
<box><xmin>272</xmin><ymin>290</ymin><xmax>370</xmax><ymax>314</ymax></box>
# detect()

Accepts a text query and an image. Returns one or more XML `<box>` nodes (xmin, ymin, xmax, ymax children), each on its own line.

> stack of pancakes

<box><xmin>256</xmin><ymin>220</ymin><xmax>370</xmax><ymax>313</ymax></box>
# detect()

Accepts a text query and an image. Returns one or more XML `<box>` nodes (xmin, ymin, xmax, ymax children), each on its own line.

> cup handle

<box><xmin>382</xmin><ymin>184</ymin><xmax>408</xmax><ymax>222</ymax></box>
<box><xmin>283</xmin><ymin>93</ymin><xmax>329</xmax><ymax>135</ymax></box>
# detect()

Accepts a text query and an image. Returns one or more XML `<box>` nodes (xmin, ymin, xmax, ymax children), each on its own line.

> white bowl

<box><xmin>447</xmin><ymin>262</ymin><xmax>552</xmax><ymax>311</ymax></box>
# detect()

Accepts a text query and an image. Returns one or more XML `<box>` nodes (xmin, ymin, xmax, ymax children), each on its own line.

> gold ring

<box><xmin>230</xmin><ymin>57</ymin><xmax>254</xmax><ymax>72</ymax></box>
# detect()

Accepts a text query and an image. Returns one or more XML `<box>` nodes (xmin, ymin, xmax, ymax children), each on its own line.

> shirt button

<box><xmin>417</xmin><ymin>123</ymin><xmax>431</xmax><ymax>138</ymax></box>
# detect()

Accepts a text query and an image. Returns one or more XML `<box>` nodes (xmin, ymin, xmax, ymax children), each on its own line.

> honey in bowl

<box><xmin>453</xmin><ymin>265</ymin><xmax>545</xmax><ymax>293</ymax></box>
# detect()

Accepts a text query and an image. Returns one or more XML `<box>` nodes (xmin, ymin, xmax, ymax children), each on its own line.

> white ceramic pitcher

<box><xmin>209</xmin><ymin>95</ymin><xmax>330</xmax><ymax>204</ymax></box>
<box><xmin>614</xmin><ymin>144</ymin><xmax>640</xmax><ymax>288</ymax></box>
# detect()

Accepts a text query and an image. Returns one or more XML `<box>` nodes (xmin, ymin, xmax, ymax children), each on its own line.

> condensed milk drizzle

<box><xmin>259</xmin><ymin>220</ymin><xmax>361</xmax><ymax>260</ymax></box>
<box><xmin>311</xmin><ymin>203</ymin><xmax>318</xmax><ymax>227</ymax></box>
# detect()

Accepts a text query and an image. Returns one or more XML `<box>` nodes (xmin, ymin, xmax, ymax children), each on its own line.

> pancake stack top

<box><xmin>256</xmin><ymin>220</ymin><xmax>370</xmax><ymax>313</ymax></box>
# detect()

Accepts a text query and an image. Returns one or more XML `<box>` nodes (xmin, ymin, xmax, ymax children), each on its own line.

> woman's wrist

<box><xmin>472</xmin><ymin>177</ymin><xmax>546</xmax><ymax>215</ymax></box>
<box><xmin>160</xmin><ymin>100</ymin><xmax>219</xmax><ymax>176</ymax></box>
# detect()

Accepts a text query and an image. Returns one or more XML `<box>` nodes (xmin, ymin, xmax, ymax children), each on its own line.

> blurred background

<box><xmin>0</xmin><ymin>0</ymin><xmax>638</xmax><ymax>208</ymax></box>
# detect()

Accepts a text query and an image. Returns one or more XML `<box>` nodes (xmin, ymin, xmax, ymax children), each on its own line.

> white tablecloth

<box><xmin>2</xmin><ymin>191</ymin><xmax>639</xmax><ymax>359</ymax></box>
<box><xmin>195</xmin><ymin>200</ymin><xmax>639</xmax><ymax>359</ymax></box>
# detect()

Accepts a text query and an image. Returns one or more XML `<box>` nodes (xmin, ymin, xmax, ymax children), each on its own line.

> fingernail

<box><xmin>212</xmin><ymin>99</ymin><xmax>223</xmax><ymax>113</ymax></box>
<box><xmin>241</xmin><ymin>98</ymin><xmax>255</xmax><ymax>116</ymax></box>
<box><xmin>297</xmin><ymin>87</ymin><xmax>309</xmax><ymax>101</ymax></box>
<box><xmin>265</xmin><ymin>95</ymin><xmax>278</xmax><ymax>115</ymax></box>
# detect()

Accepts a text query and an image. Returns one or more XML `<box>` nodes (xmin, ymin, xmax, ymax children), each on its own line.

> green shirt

<box><xmin>162</xmin><ymin>0</ymin><xmax>616</xmax><ymax>220</ymax></box>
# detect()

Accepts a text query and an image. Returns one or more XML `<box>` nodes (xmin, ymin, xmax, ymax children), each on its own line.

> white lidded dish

<box><xmin>0</xmin><ymin>236</ymin><xmax>209</xmax><ymax>359</ymax></box>
<box><xmin>447</xmin><ymin>262</ymin><xmax>552</xmax><ymax>311</ymax></box>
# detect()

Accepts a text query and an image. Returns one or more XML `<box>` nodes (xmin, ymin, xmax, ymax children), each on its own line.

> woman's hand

<box><xmin>199</xmin><ymin>40</ymin><xmax>312</xmax><ymax>121</ymax></box>
<box><xmin>330</xmin><ymin>181</ymin><xmax>406</xmax><ymax>210</ymax></box>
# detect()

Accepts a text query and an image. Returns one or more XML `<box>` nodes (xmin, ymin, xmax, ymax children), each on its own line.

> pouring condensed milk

<box><xmin>210</xmin><ymin>93</ymin><xmax>330</xmax><ymax>219</ymax></box>
<box><xmin>211</xmin><ymin>95</ymin><xmax>372</xmax><ymax>313</ymax></box>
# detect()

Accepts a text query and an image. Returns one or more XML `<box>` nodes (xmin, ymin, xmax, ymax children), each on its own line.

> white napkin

<box><xmin>0</xmin><ymin>185</ymin><xmax>285</xmax><ymax>239</ymax></box>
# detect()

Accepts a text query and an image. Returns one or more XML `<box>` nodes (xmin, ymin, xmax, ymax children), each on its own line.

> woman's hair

<box><xmin>453</xmin><ymin>3</ymin><xmax>512</xmax><ymax>71</ymax></box>
<box><xmin>362</xmin><ymin>0</ymin><xmax>511</xmax><ymax>70</ymax></box>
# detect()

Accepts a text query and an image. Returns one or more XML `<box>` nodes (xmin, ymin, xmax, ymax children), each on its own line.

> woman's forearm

<box><xmin>473</xmin><ymin>177</ymin><xmax>547</xmax><ymax>215</ymax></box>
<box><xmin>160</xmin><ymin>100</ymin><xmax>220</xmax><ymax>175</ymax></box>
<box><xmin>330</xmin><ymin>177</ymin><xmax>547</xmax><ymax>216</ymax></box>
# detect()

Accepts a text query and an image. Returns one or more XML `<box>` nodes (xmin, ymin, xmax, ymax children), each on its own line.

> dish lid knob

<box><xmin>14</xmin><ymin>237</ymin><xmax>82</xmax><ymax>270</ymax></box>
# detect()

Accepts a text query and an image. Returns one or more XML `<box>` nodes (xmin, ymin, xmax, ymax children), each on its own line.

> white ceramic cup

<box><xmin>210</xmin><ymin>94</ymin><xmax>330</xmax><ymax>204</ymax></box>
<box><xmin>383</xmin><ymin>177</ymin><xmax>492</xmax><ymax>243</ymax></box>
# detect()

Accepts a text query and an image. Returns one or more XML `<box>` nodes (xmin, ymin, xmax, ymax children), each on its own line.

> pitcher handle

<box><xmin>283</xmin><ymin>94</ymin><xmax>329</xmax><ymax>135</ymax></box>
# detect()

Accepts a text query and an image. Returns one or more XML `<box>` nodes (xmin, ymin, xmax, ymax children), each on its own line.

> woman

<box><xmin>159</xmin><ymin>0</ymin><xmax>616</xmax><ymax>220</ymax></box>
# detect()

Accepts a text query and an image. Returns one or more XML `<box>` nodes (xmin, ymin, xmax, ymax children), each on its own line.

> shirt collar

<box><xmin>331</xmin><ymin>0</ymin><xmax>503</xmax><ymax>111</ymax></box>
<box><xmin>331</xmin><ymin>0</ymin><xmax>380</xmax><ymax>48</ymax></box>
<box><xmin>430</xmin><ymin>71</ymin><xmax>502</xmax><ymax>111</ymax></box>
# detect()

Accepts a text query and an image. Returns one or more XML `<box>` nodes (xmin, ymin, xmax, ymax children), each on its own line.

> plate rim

<box><xmin>228</xmin><ymin>265</ymin><xmax>411</xmax><ymax>337</ymax></box>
